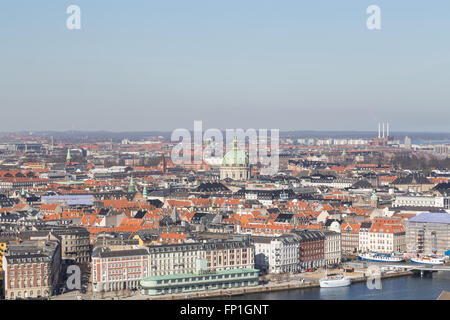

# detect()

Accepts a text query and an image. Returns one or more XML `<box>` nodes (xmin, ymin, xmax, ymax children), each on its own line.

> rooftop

<box><xmin>408</xmin><ymin>212</ymin><xmax>450</xmax><ymax>224</ymax></box>
<box><xmin>141</xmin><ymin>268</ymin><xmax>259</xmax><ymax>282</ymax></box>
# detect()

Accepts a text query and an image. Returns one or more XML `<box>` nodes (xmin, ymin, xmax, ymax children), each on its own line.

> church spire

<box><xmin>66</xmin><ymin>148</ymin><xmax>72</xmax><ymax>166</ymax></box>
<box><xmin>128</xmin><ymin>175</ymin><xmax>135</xmax><ymax>193</ymax></box>
<box><xmin>142</xmin><ymin>185</ymin><xmax>147</xmax><ymax>199</ymax></box>
<box><xmin>161</xmin><ymin>153</ymin><xmax>167</xmax><ymax>174</ymax></box>
<box><xmin>233</xmin><ymin>136</ymin><xmax>238</xmax><ymax>164</ymax></box>
<box><xmin>233</xmin><ymin>136</ymin><xmax>238</xmax><ymax>150</ymax></box>
<box><xmin>171</xmin><ymin>206</ymin><xmax>180</xmax><ymax>224</ymax></box>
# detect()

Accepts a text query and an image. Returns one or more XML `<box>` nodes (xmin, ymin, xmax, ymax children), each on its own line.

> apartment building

<box><xmin>323</xmin><ymin>231</ymin><xmax>341</xmax><ymax>266</ymax></box>
<box><xmin>91</xmin><ymin>236</ymin><xmax>255</xmax><ymax>292</ymax></box>
<box><xmin>368</xmin><ymin>218</ymin><xmax>406</xmax><ymax>253</ymax></box>
<box><xmin>148</xmin><ymin>243</ymin><xmax>204</xmax><ymax>277</ymax></box>
<box><xmin>292</xmin><ymin>230</ymin><xmax>324</xmax><ymax>270</ymax></box>
<box><xmin>2</xmin><ymin>240</ymin><xmax>61</xmax><ymax>300</ymax></box>
<box><xmin>358</xmin><ymin>222</ymin><xmax>372</xmax><ymax>253</ymax></box>
<box><xmin>203</xmin><ymin>237</ymin><xmax>254</xmax><ymax>271</ymax></box>
<box><xmin>341</xmin><ymin>223</ymin><xmax>360</xmax><ymax>253</ymax></box>
<box><xmin>91</xmin><ymin>247</ymin><xmax>150</xmax><ymax>292</ymax></box>
<box><xmin>37</xmin><ymin>227</ymin><xmax>91</xmax><ymax>263</ymax></box>
<box><xmin>253</xmin><ymin>234</ymin><xmax>299</xmax><ymax>274</ymax></box>
<box><xmin>148</xmin><ymin>237</ymin><xmax>255</xmax><ymax>277</ymax></box>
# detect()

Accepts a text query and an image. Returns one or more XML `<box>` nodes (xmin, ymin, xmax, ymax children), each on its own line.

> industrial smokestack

<box><xmin>378</xmin><ymin>123</ymin><xmax>381</xmax><ymax>138</ymax></box>
<box><xmin>382</xmin><ymin>122</ymin><xmax>385</xmax><ymax>138</ymax></box>
<box><xmin>387</xmin><ymin>122</ymin><xmax>389</xmax><ymax>137</ymax></box>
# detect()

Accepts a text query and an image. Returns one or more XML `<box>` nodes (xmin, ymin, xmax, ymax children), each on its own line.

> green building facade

<box><xmin>140</xmin><ymin>268</ymin><xmax>259</xmax><ymax>296</ymax></box>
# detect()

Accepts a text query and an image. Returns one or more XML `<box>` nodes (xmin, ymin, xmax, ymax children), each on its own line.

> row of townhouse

<box><xmin>253</xmin><ymin>235</ymin><xmax>298</xmax><ymax>274</ymax></box>
<box><xmin>0</xmin><ymin>178</ymin><xmax>52</xmax><ymax>190</ymax></box>
<box><xmin>91</xmin><ymin>236</ymin><xmax>255</xmax><ymax>292</ymax></box>
<box><xmin>253</xmin><ymin>230</ymin><xmax>341</xmax><ymax>274</ymax></box>
<box><xmin>341</xmin><ymin>218</ymin><xmax>406</xmax><ymax>254</ymax></box>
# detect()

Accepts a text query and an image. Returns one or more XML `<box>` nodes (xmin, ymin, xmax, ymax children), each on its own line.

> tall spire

<box><xmin>128</xmin><ymin>175</ymin><xmax>135</xmax><ymax>193</ymax></box>
<box><xmin>143</xmin><ymin>185</ymin><xmax>147</xmax><ymax>199</ymax></box>
<box><xmin>161</xmin><ymin>153</ymin><xmax>167</xmax><ymax>174</ymax></box>
<box><xmin>233</xmin><ymin>136</ymin><xmax>238</xmax><ymax>150</ymax></box>
<box><xmin>171</xmin><ymin>206</ymin><xmax>180</xmax><ymax>224</ymax></box>
<box><xmin>233</xmin><ymin>136</ymin><xmax>238</xmax><ymax>164</ymax></box>
<box><xmin>66</xmin><ymin>148</ymin><xmax>72</xmax><ymax>166</ymax></box>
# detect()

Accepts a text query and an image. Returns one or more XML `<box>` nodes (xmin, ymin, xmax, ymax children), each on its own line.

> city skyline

<box><xmin>2</xmin><ymin>0</ymin><xmax>450</xmax><ymax>308</ymax></box>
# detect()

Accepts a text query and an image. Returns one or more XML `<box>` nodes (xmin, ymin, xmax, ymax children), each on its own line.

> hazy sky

<box><xmin>0</xmin><ymin>1</ymin><xmax>449</xmax><ymax>132</ymax></box>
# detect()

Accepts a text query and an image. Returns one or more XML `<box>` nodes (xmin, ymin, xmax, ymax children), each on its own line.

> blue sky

<box><xmin>0</xmin><ymin>1</ymin><xmax>449</xmax><ymax>132</ymax></box>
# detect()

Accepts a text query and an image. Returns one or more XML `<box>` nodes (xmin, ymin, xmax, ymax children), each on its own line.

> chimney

<box><xmin>387</xmin><ymin>122</ymin><xmax>389</xmax><ymax>137</ymax></box>
<box><xmin>378</xmin><ymin>123</ymin><xmax>381</xmax><ymax>138</ymax></box>
<box><xmin>382</xmin><ymin>122</ymin><xmax>385</xmax><ymax>138</ymax></box>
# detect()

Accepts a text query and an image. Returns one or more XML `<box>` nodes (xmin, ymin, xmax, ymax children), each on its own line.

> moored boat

<box><xmin>358</xmin><ymin>252</ymin><xmax>404</xmax><ymax>263</ymax></box>
<box><xmin>319</xmin><ymin>274</ymin><xmax>351</xmax><ymax>288</ymax></box>
<box><xmin>410</xmin><ymin>255</ymin><xmax>445</xmax><ymax>265</ymax></box>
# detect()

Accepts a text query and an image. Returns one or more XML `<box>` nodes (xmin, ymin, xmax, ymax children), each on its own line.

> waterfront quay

<box><xmin>53</xmin><ymin>267</ymin><xmax>412</xmax><ymax>300</ymax></box>
<box><xmin>137</xmin><ymin>269</ymin><xmax>413</xmax><ymax>300</ymax></box>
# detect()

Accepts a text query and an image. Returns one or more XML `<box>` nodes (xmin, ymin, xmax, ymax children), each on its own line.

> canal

<box><xmin>214</xmin><ymin>271</ymin><xmax>450</xmax><ymax>300</ymax></box>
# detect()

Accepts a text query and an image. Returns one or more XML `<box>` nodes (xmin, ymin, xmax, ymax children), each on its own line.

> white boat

<box><xmin>410</xmin><ymin>256</ymin><xmax>445</xmax><ymax>265</ymax></box>
<box><xmin>319</xmin><ymin>274</ymin><xmax>351</xmax><ymax>288</ymax></box>
<box><xmin>358</xmin><ymin>252</ymin><xmax>404</xmax><ymax>263</ymax></box>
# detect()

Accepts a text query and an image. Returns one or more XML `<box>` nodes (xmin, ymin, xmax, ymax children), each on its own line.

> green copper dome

<box><xmin>222</xmin><ymin>137</ymin><xmax>249</xmax><ymax>167</ymax></box>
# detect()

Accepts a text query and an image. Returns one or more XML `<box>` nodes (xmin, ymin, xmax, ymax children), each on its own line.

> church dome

<box><xmin>222</xmin><ymin>137</ymin><xmax>249</xmax><ymax>167</ymax></box>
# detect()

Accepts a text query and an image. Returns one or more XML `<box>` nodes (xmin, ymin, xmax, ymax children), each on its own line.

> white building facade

<box><xmin>393</xmin><ymin>195</ymin><xmax>450</xmax><ymax>209</ymax></box>
<box><xmin>323</xmin><ymin>231</ymin><xmax>341</xmax><ymax>266</ymax></box>
<box><xmin>253</xmin><ymin>235</ymin><xmax>299</xmax><ymax>274</ymax></box>
<box><xmin>358</xmin><ymin>222</ymin><xmax>372</xmax><ymax>253</ymax></box>
<box><xmin>368</xmin><ymin>227</ymin><xmax>406</xmax><ymax>253</ymax></box>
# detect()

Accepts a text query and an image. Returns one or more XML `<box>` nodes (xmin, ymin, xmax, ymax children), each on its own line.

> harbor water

<box><xmin>219</xmin><ymin>271</ymin><xmax>450</xmax><ymax>300</ymax></box>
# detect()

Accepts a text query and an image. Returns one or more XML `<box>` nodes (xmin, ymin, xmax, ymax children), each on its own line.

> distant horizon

<box><xmin>1</xmin><ymin>129</ymin><xmax>450</xmax><ymax>138</ymax></box>
<box><xmin>2</xmin><ymin>129</ymin><xmax>450</xmax><ymax>133</ymax></box>
<box><xmin>0</xmin><ymin>126</ymin><xmax>450</xmax><ymax>135</ymax></box>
